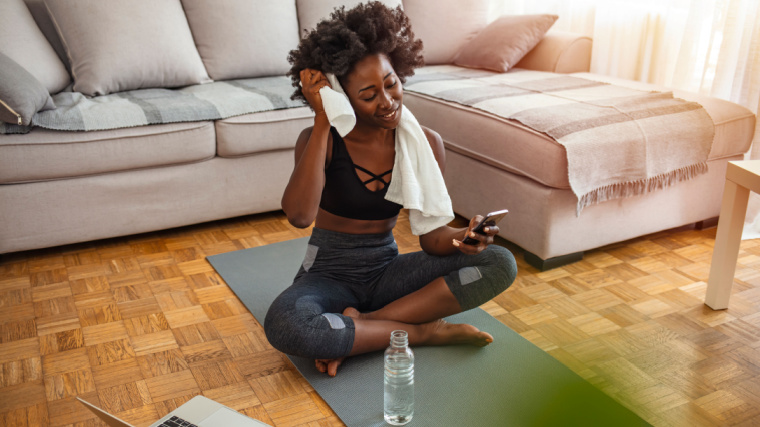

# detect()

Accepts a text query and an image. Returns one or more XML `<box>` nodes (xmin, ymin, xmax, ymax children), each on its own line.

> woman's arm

<box><xmin>417</xmin><ymin>126</ymin><xmax>498</xmax><ymax>255</ymax></box>
<box><xmin>281</xmin><ymin>120</ymin><xmax>331</xmax><ymax>228</ymax></box>
<box><xmin>419</xmin><ymin>224</ymin><xmax>468</xmax><ymax>256</ymax></box>
<box><xmin>420</xmin><ymin>218</ymin><xmax>499</xmax><ymax>256</ymax></box>
<box><xmin>281</xmin><ymin>70</ymin><xmax>333</xmax><ymax>228</ymax></box>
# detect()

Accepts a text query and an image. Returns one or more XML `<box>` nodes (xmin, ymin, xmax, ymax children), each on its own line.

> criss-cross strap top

<box><xmin>353</xmin><ymin>164</ymin><xmax>393</xmax><ymax>190</ymax></box>
<box><xmin>319</xmin><ymin>127</ymin><xmax>403</xmax><ymax>220</ymax></box>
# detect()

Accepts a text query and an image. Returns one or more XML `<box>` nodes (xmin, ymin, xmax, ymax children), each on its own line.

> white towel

<box><xmin>320</xmin><ymin>74</ymin><xmax>356</xmax><ymax>137</ymax></box>
<box><xmin>319</xmin><ymin>73</ymin><xmax>454</xmax><ymax>235</ymax></box>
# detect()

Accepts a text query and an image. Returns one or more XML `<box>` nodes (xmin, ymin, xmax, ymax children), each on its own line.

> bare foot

<box><xmin>422</xmin><ymin>319</ymin><xmax>493</xmax><ymax>347</ymax></box>
<box><xmin>315</xmin><ymin>358</ymin><xmax>345</xmax><ymax>377</ymax></box>
<box><xmin>313</xmin><ymin>307</ymin><xmax>363</xmax><ymax>377</ymax></box>
<box><xmin>342</xmin><ymin>306</ymin><xmax>368</xmax><ymax>320</ymax></box>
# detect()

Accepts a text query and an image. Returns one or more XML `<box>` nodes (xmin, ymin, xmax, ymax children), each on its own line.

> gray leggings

<box><xmin>264</xmin><ymin>227</ymin><xmax>517</xmax><ymax>359</ymax></box>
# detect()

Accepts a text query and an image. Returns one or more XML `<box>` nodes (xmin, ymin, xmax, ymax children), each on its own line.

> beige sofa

<box><xmin>1</xmin><ymin>0</ymin><xmax>755</xmax><ymax>273</ymax></box>
<box><xmin>400</xmin><ymin>3</ymin><xmax>754</xmax><ymax>269</ymax></box>
<box><xmin>406</xmin><ymin>70</ymin><xmax>755</xmax><ymax>269</ymax></box>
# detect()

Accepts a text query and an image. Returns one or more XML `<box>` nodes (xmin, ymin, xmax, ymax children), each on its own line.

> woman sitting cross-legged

<box><xmin>264</xmin><ymin>1</ymin><xmax>518</xmax><ymax>377</ymax></box>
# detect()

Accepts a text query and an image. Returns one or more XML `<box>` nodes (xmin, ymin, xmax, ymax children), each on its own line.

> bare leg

<box><xmin>315</xmin><ymin>278</ymin><xmax>493</xmax><ymax>377</ymax></box>
<box><xmin>348</xmin><ymin>307</ymin><xmax>493</xmax><ymax>355</ymax></box>
<box><xmin>362</xmin><ymin>277</ymin><xmax>462</xmax><ymax>324</ymax></box>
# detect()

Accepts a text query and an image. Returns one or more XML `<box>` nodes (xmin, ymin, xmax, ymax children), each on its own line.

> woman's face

<box><xmin>341</xmin><ymin>53</ymin><xmax>403</xmax><ymax>130</ymax></box>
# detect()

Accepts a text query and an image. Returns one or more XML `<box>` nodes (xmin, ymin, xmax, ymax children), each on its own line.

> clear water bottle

<box><xmin>384</xmin><ymin>329</ymin><xmax>414</xmax><ymax>425</ymax></box>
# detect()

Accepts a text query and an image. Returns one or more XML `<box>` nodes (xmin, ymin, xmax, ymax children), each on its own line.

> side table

<box><xmin>706</xmin><ymin>160</ymin><xmax>760</xmax><ymax>310</ymax></box>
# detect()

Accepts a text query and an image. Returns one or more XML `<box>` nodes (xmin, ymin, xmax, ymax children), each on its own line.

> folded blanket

<box><xmin>320</xmin><ymin>73</ymin><xmax>454</xmax><ymax>235</ymax></box>
<box><xmin>405</xmin><ymin>66</ymin><xmax>715</xmax><ymax>214</ymax></box>
<box><xmin>0</xmin><ymin>76</ymin><xmax>304</xmax><ymax>134</ymax></box>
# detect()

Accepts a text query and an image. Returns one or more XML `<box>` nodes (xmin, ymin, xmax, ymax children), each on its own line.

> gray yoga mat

<box><xmin>207</xmin><ymin>238</ymin><xmax>650</xmax><ymax>426</ymax></box>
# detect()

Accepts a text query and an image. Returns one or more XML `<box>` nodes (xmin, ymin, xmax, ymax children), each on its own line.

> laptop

<box><xmin>77</xmin><ymin>395</ymin><xmax>271</xmax><ymax>427</ymax></box>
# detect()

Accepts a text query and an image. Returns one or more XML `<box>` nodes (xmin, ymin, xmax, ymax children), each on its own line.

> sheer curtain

<box><xmin>491</xmin><ymin>0</ymin><xmax>760</xmax><ymax>236</ymax></box>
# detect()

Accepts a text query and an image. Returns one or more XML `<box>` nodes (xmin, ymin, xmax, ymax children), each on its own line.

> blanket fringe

<box><xmin>576</xmin><ymin>162</ymin><xmax>709</xmax><ymax>216</ymax></box>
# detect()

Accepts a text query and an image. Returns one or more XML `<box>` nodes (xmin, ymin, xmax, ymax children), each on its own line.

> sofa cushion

<box><xmin>515</xmin><ymin>30</ymin><xmax>593</xmax><ymax>74</ymax></box>
<box><xmin>182</xmin><ymin>0</ymin><xmax>299</xmax><ymax>81</ymax></box>
<box><xmin>0</xmin><ymin>53</ymin><xmax>55</xmax><ymax>126</ymax></box>
<box><xmin>402</xmin><ymin>0</ymin><xmax>489</xmax><ymax>65</ymax></box>
<box><xmin>403</xmin><ymin>66</ymin><xmax>755</xmax><ymax>190</ymax></box>
<box><xmin>0</xmin><ymin>121</ymin><xmax>215</xmax><ymax>184</ymax></box>
<box><xmin>296</xmin><ymin>0</ymin><xmax>403</xmax><ymax>35</ymax></box>
<box><xmin>0</xmin><ymin>0</ymin><xmax>70</xmax><ymax>94</ymax></box>
<box><xmin>23</xmin><ymin>0</ymin><xmax>69</xmax><ymax>70</ymax></box>
<box><xmin>453</xmin><ymin>14</ymin><xmax>558</xmax><ymax>73</ymax></box>
<box><xmin>44</xmin><ymin>0</ymin><xmax>210</xmax><ymax>96</ymax></box>
<box><xmin>216</xmin><ymin>107</ymin><xmax>314</xmax><ymax>158</ymax></box>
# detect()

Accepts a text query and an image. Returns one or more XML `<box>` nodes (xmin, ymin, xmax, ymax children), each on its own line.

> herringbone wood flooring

<box><xmin>1</xmin><ymin>210</ymin><xmax>759</xmax><ymax>426</ymax></box>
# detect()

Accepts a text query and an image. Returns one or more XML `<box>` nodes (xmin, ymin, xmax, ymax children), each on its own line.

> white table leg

<box><xmin>706</xmin><ymin>179</ymin><xmax>750</xmax><ymax>310</ymax></box>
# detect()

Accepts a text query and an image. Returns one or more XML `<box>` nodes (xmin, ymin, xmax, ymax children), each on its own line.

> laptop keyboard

<box><xmin>157</xmin><ymin>415</ymin><xmax>198</xmax><ymax>427</ymax></box>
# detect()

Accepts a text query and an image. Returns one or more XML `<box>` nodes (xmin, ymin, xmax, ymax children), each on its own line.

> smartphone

<box><xmin>462</xmin><ymin>209</ymin><xmax>509</xmax><ymax>245</ymax></box>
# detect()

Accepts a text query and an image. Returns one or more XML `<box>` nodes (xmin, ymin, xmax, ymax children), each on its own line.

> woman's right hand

<box><xmin>300</xmin><ymin>68</ymin><xmax>331</xmax><ymax>116</ymax></box>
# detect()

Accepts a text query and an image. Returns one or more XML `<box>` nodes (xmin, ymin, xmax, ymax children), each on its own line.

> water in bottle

<box><xmin>384</xmin><ymin>329</ymin><xmax>414</xmax><ymax>425</ymax></box>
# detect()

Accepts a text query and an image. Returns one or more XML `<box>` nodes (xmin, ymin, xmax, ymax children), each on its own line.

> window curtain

<box><xmin>490</xmin><ymin>0</ymin><xmax>760</xmax><ymax>237</ymax></box>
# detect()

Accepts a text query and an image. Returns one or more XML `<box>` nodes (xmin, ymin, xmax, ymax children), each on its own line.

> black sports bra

<box><xmin>319</xmin><ymin>127</ymin><xmax>402</xmax><ymax>220</ymax></box>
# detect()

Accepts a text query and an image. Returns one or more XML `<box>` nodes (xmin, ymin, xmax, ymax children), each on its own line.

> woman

<box><xmin>264</xmin><ymin>2</ymin><xmax>517</xmax><ymax>377</ymax></box>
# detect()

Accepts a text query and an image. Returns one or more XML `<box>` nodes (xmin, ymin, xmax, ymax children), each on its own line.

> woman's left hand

<box><xmin>453</xmin><ymin>215</ymin><xmax>498</xmax><ymax>255</ymax></box>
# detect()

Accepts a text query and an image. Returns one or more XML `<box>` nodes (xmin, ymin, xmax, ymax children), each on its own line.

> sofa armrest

<box><xmin>515</xmin><ymin>30</ymin><xmax>592</xmax><ymax>73</ymax></box>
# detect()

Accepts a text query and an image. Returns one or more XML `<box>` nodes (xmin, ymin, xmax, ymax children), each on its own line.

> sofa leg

<box><xmin>695</xmin><ymin>217</ymin><xmax>719</xmax><ymax>230</ymax></box>
<box><xmin>524</xmin><ymin>250</ymin><xmax>584</xmax><ymax>271</ymax></box>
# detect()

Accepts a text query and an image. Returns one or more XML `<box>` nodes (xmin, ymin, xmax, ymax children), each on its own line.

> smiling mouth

<box><xmin>379</xmin><ymin>107</ymin><xmax>400</xmax><ymax>119</ymax></box>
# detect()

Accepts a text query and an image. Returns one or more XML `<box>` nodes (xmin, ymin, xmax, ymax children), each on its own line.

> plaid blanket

<box><xmin>404</xmin><ymin>66</ymin><xmax>715</xmax><ymax>213</ymax></box>
<box><xmin>0</xmin><ymin>76</ymin><xmax>304</xmax><ymax>134</ymax></box>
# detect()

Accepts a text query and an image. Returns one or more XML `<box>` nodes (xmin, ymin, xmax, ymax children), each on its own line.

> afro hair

<box><xmin>287</xmin><ymin>1</ymin><xmax>424</xmax><ymax>105</ymax></box>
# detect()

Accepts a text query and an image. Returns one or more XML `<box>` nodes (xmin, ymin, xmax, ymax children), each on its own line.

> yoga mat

<box><xmin>208</xmin><ymin>238</ymin><xmax>650</xmax><ymax>426</ymax></box>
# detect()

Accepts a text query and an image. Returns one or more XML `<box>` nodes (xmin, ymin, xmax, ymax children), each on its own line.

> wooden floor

<box><xmin>1</xmin><ymin>210</ymin><xmax>760</xmax><ymax>426</ymax></box>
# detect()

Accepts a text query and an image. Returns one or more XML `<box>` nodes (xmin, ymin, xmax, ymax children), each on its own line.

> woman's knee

<box><xmin>264</xmin><ymin>301</ymin><xmax>353</xmax><ymax>359</ymax></box>
<box><xmin>263</xmin><ymin>301</ymin><xmax>293</xmax><ymax>354</ymax></box>
<box><xmin>446</xmin><ymin>245</ymin><xmax>517</xmax><ymax>310</ymax></box>
<box><xmin>478</xmin><ymin>245</ymin><xmax>517</xmax><ymax>292</ymax></box>
<box><xmin>264</xmin><ymin>296</ymin><xmax>309</xmax><ymax>354</ymax></box>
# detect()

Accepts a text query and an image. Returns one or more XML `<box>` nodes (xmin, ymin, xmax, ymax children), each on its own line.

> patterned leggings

<box><xmin>264</xmin><ymin>227</ymin><xmax>517</xmax><ymax>359</ymax></box>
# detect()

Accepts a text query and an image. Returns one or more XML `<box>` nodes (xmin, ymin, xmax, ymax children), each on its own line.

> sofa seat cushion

<box><xmin>403</xmin><ymin>67</ymin><xmax>755</xmax><ymax>190</ymax></box>
<box><xmin>216</xmin><ymin>107</ymin><xmax>314</xmax><ymax>158</ymax></box>
<box><xmin>0</xmin><ymin>121</ymin><xmax>215</xmax><ymax>184</ymax></box>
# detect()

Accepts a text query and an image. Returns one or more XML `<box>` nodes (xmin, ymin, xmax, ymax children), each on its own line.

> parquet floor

<box><xmin>1</xmin><ymin>210</ymin><xmax>760</xmax><ymax>426</ymax></box>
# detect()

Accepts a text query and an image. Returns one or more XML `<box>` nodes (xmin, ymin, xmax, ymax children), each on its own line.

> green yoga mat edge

<box><xmin>207</xmin><ymin>237</ymin><xmax>650</xmax><ymax>427</ymax></box>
